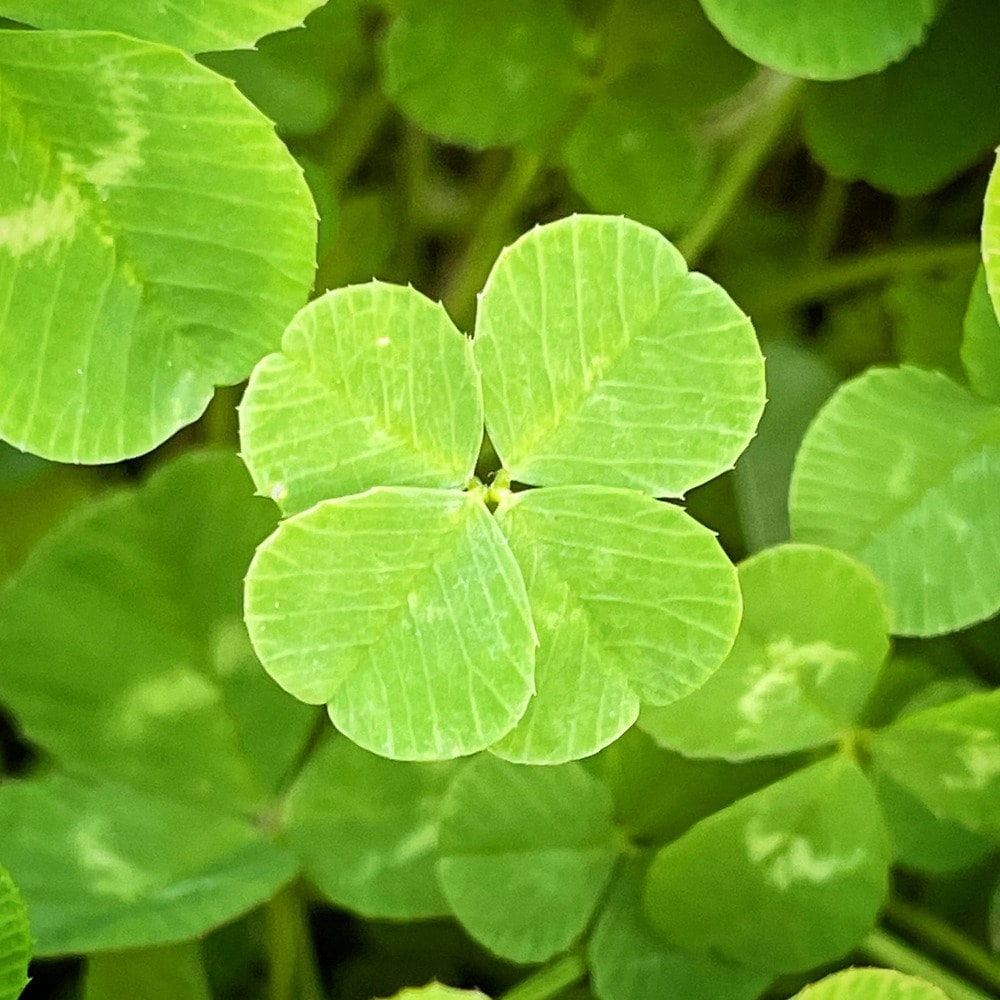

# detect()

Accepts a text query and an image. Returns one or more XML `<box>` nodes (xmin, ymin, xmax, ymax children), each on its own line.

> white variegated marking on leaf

<box><xmin>114</xmin><ymin>668</ymin><xmax>218</xmax><ymax>740</ymax></box>
<box><xmin>746</xmin><ymin>819</ymin><xmax>865</xmax><ymax>891</ymax></box>
<box><xmin>941</xmin><ymin>728</ymin><xmax>1000</xmax><ymax>791</ymax></box>
<box><xmin>72</xmin><ymin>816</ymin><xmax>156</xmax><ymax>902</ymax></box>
<box><xmin>0</xmin><ymin>186</ymin><xmax>83</xmax><ymax>258</ymax></box>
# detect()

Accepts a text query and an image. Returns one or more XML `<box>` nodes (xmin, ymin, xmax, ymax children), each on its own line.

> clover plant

<box><xmin>1</xmin><ymin>1</ymin><xmax>1000</xmax><ymax>999</ymax></box>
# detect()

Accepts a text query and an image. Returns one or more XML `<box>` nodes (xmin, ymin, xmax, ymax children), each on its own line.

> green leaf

<box><xmin>802</xmin><ymin>0</ymin><xmax>1000</xmax><ymax>196</ymax></box>
<box><xmin>437</xmin><ymin>756</ymin><xmax>619</xmax><ymax>963</ymax></box>
<box><xmin>0</xmin><ymin>31</ymin><xmax>315</xmax><ymax>462</ymax></box>
<box><xmin>871</xmin><ymin>768</ymin><xmax>995</xmax><ymax>875</ymax></box>
<box><xmin>0</xmin><ymin>452</ymin><xmax>315</xmax><ymax>812</ymax></box>
<box><xmin>0</xmin><ymin>0</ymin><xmax>323</xmax><ymax>52</ymax></box>
<box><xmin>561</xmin><ymin>75</ymin><xmax>707</xmax><ymax>234</ymax></box>
<box><xmin>792</xmin><ymin>968</ymin><xmax>949</xmax><ymax>1000</ymax></box>
<box><xmin>84</xmin><ymin>941</ymin><xmax>211</xmax><ymax>1000</ymax></box>
<box><xmin>240</xmin><ymin>282</ymin><xmax>483</xmax><ymax>516</ymax></box>
<box><xmin>474</xmin><ymin>215</ymin><xmax>765</xmax><ymax>495</ymax></box>
<box><xmin>644</xmin><ymin>755</ymin><xmax>890</xmax><ymax>973</ymax></box>
<box><xmin>734</xmin><ymin>341</ymin><xmax>839</xmax><ymax>552</ymax></box>
<box><xmin>282</xmin><ymin>737</ymin><xmax>455</xmax><ymax>919</ymax></box>
<box><xmin>985</xmin><ymin>155</ymin><xmax>1000</xmax><ymax>324</ymax></box>
<box><xmin>962</xmin><ymin>266</ymin><xmax>1000</xmax><ymax>404</ymax></box>
<box><xmin>639</xmin><ymin>544</ymin><xmax>890</xmax><ymax>760</ymax></box>
<box><xmin>0</xmin><ymin>774</ymin><xmax>296</xmax><ymax>955</ymax></box>
<box><xmin>245</xmin><ymin>488</ymin><xmax>536</xmax><ymax>761</ymax></box>
<box><xmin>789</xmin><ymin>365</ymin><xmax>1000</xmax><ymax>636</ymax></box>
<box><xmin>587</xmin><ymin>858</ymin><xmax>769</xmax><ymax>1000</ymax></box>
<box><xmin>490</xmin><ymin>487</ymin><xmax>741</xmax><ymax>764</ymax></box>
<box><xmin>380</xmin><ymin>0</ymin><xmax>582</xmax><ymax>149</ymax></box>
<box><xmin>375</xmin><ymin>986</ymin><xmax>490</xmax><ymax>1000</ymax></box>
<box><xmin>871</xmin><ymin>689</ymin><xmax>1000</xmax><ymax>837</ymax></box>
<box><xmin>697</xmin><ymin>0</ymin><xmax>942</xmax><ymax>80</ymax></box>
<box><xmin>0</xmin><ymin>864</ymin><xmax>30</xmax><ymax>1000</ymax></box>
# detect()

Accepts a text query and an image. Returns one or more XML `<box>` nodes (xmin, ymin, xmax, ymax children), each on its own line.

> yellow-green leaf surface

<box><xmin>283</xmin><ymin>738</ymin><xmax>455</xmax><ymax>918</ymax></box>
<box><xmin>587</xmin><ymin>858</ymin><xmax>768</xmax><ymax>1000</ymax></box>
<box><xmin>375</xmin><ymin>986</ymin><xmax>490</xmax><ymax>1000</ymax></box>
<box><xmin>0</xmin><ymin>865</ymin><xmax>29</xmax><ymax>1000</ymax></box>
<box><xmin>245</xmin><ymin>488</ymin><xmax>536</xmax><ymax>761</ymax></box>
<box><xmin>84</xmin><ymin>942</ymin><xmax>211</xmax><ymax>1000</ymax></box>
<box><xmin>381</xmin><ymin>0</ymin><xmax>581</xmax><ymax>149</ymax></box>
<box><xmin>964</xmin><ymin>267</ymin><xmax>1000</xmax><ymax>404</ymax></box>
<box><xmin>437</xmin><ymin>756</ymin><xmax>619</xmax><ymax>963</ymax></box>
<box><xmin>789</xmin><ymin>366</ymin><xmax>1000</xmax><ymax>635</ymax></box>
<box><xmin>640</xmin><ymin>545</ymin><xmax>890</xmax><ymax>760</ymax></box>
<box><xmin>0</xmin><ymin>775</ymin><xmax>296</xmax><ymax>955</ymax></box>
<box><xmin>491</xmin><ymin>487</ymin><xmax>741</xmax><ymax>764</ymax></box>
<box><xmin>474</xmin><ymin>216</ymin><xmax>765</xmax><ymax>495</ymax></box>
<box><xmin>240</xmin><ymin>282</ymin><xmax>482</xmax><ymax>516</ymax></box>
<box><xmin>872</xmin><ymin>689</ymin><xmax>1000</xmax><ymax>837</ymax></box>
<box><xmin>0</xmin><ymin>31</ymin><xmax>315</xmax><ymax>462</ymax></box>
<box><xmin>644</xmin><ymin>755</ymin><xmax>890</xmax><ymax>973</ymax></box>
<box><xmin>802</xmin><ymin>0</ymin><xmax>1000</xmax><ymax>196</ymax></box>
<box><xmin>0</xmin><ymin>0</ymin><xmax>323</xmax><ymax>52</ymax></box>
<box><xmin>0</xmin><ymin>453</ymin><xmax>315</xmax><ymax>812</ymax></box>
<box><xmin>792</xmin><ymin>968</ymin><xmax>948</xmax><ymax>1000</ymax></box>
<box><xmin>986</xmin><ymin>155</ymin><xmax>1000</xmax><ymax>323</ymax></box>
<box><xmin>697</xmin><ymin>0</ymin><xmax>942</xmax><ymax>80</ymax></box>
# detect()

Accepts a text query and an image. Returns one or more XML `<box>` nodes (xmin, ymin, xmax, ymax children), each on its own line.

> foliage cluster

<box><xmin>0</xmin><ymin>2</ymin><xmax>999</xmax><ymax>999</ymax></box>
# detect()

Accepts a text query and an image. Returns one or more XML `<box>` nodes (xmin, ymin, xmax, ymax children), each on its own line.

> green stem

<box><xmin>806</xmin><ymin>175</ymin><xmax>849</xmax><ymax>263</ymax></box>
<box><xmin>676</xmin><ymin>74</ymin><xmax>806</xmax><ymax>267</ymax></box>
<box><xmin>750</xmin><ymin>240</ymin><xmax>980</xmax><ymax>313</ymax></box>
<box><xmin>265</xmin><ymin>882</ymin><xmax>324</xmax><ymax>1000</ymax></box>
<box><xmin>440</xmin><ymin>147</ymin><xmax>543</xmax><ymax>328</ymax></box>
<box><xmin>499</xmin><ymin>953</ymin><xmax>587</xmax><ymax>1000</ymax></box>
<box><xmin>886</xmin><ymin>899</ymin><xmax>1000</xmax><ymax>996</ymax></box>
<box><xmin>860</xmin><ymin>929</ymin><xmax>994</xmax><ymax>1000</ymax></box>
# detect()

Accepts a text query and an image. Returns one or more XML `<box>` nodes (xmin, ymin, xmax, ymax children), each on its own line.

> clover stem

<box><xmin>499</xmin><ymin>952</ymin><xmax>587</xmax><ymax>1000</ymax></box>
<box><xmin>677</xmin><ymin>74</ymin><xmax>806</xmax><ymax>268</ymax></box>
<box><xmin>264</xmin><ymin>881</ymin><xmax>324</xmax><ymax>1000</ymax></box>
<box><xmin>861</xmin><ymin>927</ymin><xmax>996</xmax><ymax>1000</ymax></box>
<box><xmin>805</xmin><ymin>175</ymin><xmax>850</xmax><ymax>263</ymax></box>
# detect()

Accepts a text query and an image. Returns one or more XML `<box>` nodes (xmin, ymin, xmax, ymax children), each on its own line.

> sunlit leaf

<box><xmin>0</xmin><ymin>31</ymin><xmax>315</xmax><ymax>462</ymax></box>
<box><xmin>802</xmin><ymin>0</ymin><xmax>1000</xmax><ymax>195</ymax></box>
<box><xmin>240</xmin><ymin>282</ymin><xmax>482</xmax><ymax>516</ymax></box>
<box><xmin>375</xmin><ymin>986</ymin><xmax>490</xmax><ymax>1000</ymax></box>
<box><xmin>437</xmin><ymin>755</ymin><xmax>619</xmax><ymax>963</ymax></box>
<box><xmin>245</xmin><ymin>488</ymin><xmax>536</xmax><ymax>761</ymax></box>
<box><xmin>789</xmin><ymin>366</ymin><xmax>1000</xmax><ymax>635</ymax></box>
<box><xmin>0</xmin><ymin>0</ymin><xmax>323</xmax><ymax>52</ymax></box>
<box><xmin>474</xmin><ymin>215</ymin><xmax>765</xmax><ymax>495</ymax></box>
<box><xmin>644</xmin><ymin>755</ymin><xmax>890</xmax><ymax>973</ymax></box>
<box><xmin>985</xmin><ymin>154</ymin><xmax>1000</xmax><ymax>324</ymax></box>
<box><xmin>381</xmin><ymin>0</ymin><xmax>581</xmax><ymax>149</ymax></box>
<box><xmin>283</xmin><ymin>737</ymin><xmax>455</xmax><ymax>918</ymax></box>
<box><xmin>872</xmin><ymin>689</ymin><xmax>1000</xmax><ymax>836</ymax></box>
<box><xmin>697</xmin><ymin>0</ymin><xmax>942</xmax><ymax>80</ymax></box>
<box><xmin>792</xmin><ymin>967</ymin><xmax>949</xmax><ymax>1000</ymax></box>
<box><xmin>0</xmin><ymin>864</ymin><xmax>29</xmax><ymax>1000</ymax></box>
<box><xmin>639</xmin><ymin>544</ymin><xmax>890</xmax><ymax>760</ymax></box>
<box><xmin>491</xmin><ymin>486</ymin><xmax>740</xmax><ymax>764</ymax></box>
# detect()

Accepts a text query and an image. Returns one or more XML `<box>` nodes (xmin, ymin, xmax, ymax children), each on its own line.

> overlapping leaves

<box><xmin>241</xmin><ymin>214</ymin><xmax>766</xmax><ymax>762</ymax></box>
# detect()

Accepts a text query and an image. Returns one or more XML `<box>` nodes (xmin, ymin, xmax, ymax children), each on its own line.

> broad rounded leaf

<box><xmin>240</xmin><ymin>282</ymin><xmax>482</xmax><ymax>515</ymax></box>
<box><xmin>697</xmin><ymin>0</ymin><xmax>941</xmax><ymax>80</ymax></box>
<box><xmin>375</xmin><ymin>987</ymin><xmax>490</xmax><ymax>1000</ymax></box>
<box><xmin>639</xmin><ymin>544</ymin><xmax>890</xmax><ymax>760</ymax></box>
<box><xmin>0</xmin><ymin>865</ymin><xmax>29</xmax><ymax>1000</ymax></box>
<box><xmin>245</xmin><ymin>488</ymin><xmax>536</xmax><ymax>761</ymax></box>
<box><xmin>0</xmin><ymin>31</ymin><xmax>315</xmax><ymax>462</ymax></box>
<box><xmin>789</xmin><ymin>366</ymin><xmax>1000</xmax><ymax>635</ymax></box>
<box><xmin>792</xmin><ymin>968</ymin><xmax>948</xmax><ymax>1000</ymax></box>
<box><xmin>491</xmin><ymin>487</ymin><xmax>741</xmax><ymax>764</ymax></box>
<box><xmin>872</xmin><ymin>689</ymin><xmax>1000</xmax><ymax>837</ymax></box>
<box><xmin>963</xmin><ymin>266</ymin><xmax>1000</xmax><ymax>404</ymax></box>
<box><xmin>437</xmin><ymin>756</ymin><xmax>619</xmax><ymax>963</ymax></box>
<box><xmin>562</xmin><ymin>77</ymin><xmax>707</xmax><ymax>234</ymax></box>
<box><xmin>283</xmin><ymin>738</ymin><xmax>455</xmax><ymax>919</ymax></box>
<box><xmin>381</xmin><ymin>0</ymin><xmax>581</xmax><ymax>149</ymax></box>
<box><xmin>985</xmin><ymin>154</ymin><xmax>1000</xmax><ymax>323</ymax></box>
<box><xmin>644</xmin><ymin>755</ymin><xmax>890</xmax><ymax>973</ymax></box>
<box><xmin>0</xmin><ymin>774</ymin><xmax>295</xmax><ymax>955</ymax></box>
<box><xmin>802</xmin><ymin>0</ymin><xmax>1000</xmax><ymax>196</ymax></box>
<box><xmin>0</xmin><ymin>452</ymin><xmax>315</xmax><ymax>812</ymax></box>
<box><xmin>474</xmin><ymin>215</ymin><xmax>765</xmax><ymax>495</ymax></box>
<box><xmin>587</xmin><ymin>858</ymin><xmax>768</xmax><ymax>1000</ymax></box>
<box><xmin>0</xmin><ymin>0</ymin><xmax>322</xmax><ymax>52</ymax></box>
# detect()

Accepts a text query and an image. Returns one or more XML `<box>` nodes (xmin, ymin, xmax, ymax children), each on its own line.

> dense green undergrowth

<box><xmin>1</xmin><ymin>1</ymin><xmax>1000</xmax><ymax>999</ymax></box>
